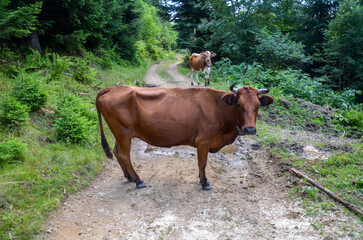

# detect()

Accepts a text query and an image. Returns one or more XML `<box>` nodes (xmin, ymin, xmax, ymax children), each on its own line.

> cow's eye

<box><xmin>236</xmin><ymin>104</ymin><xmax>241</xmax><ymax>108</ymax></box>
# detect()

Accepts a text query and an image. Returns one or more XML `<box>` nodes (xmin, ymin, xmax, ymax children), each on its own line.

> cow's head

<box><xmin>200</xmin><ymin>51</ymin><xmax>217</xmax><ymax>68</ymax></box>
<box><xmin>222</xmin><ymin>83</ymin><xmax>274</xmax><ymax>135</ymax></box>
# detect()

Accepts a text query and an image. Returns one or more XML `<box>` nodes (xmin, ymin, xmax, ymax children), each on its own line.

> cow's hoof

<box><xmin>202</xmin><ymin>185</ymin><xmax>213</xmax><ymax>190</ymax></box>
<box><xmin>191</xmin><ymin>83</ymin><xmax>194</xmax><ymax>86</ymax></box>
<box><xmin>136</xmin><ymin>182</ymin><xmax>147</xmax><ymax>188</ymax></box>
<box><xmin>197</xmin><ymin>83</ymin><xmax>200</xmax><ymax>85</ymax></box>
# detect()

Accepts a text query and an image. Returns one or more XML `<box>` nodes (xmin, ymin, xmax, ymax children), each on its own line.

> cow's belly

<box><xmin>133</xmin><ymin>98</ymin><xmax>200</xmax><ymax>147</ymax></box>
<box><xmin>135</xmin><ymin>122</ymin><xmax>197</xmax><ymax>147</ymax></box>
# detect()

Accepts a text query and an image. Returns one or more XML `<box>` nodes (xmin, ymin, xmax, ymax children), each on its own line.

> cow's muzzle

<box><xmin>243</xmin><ymin>127</ymin><xmax>256</xmax><ymax>135</ymax></box>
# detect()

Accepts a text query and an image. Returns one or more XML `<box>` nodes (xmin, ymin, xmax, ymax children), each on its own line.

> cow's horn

<box><xmin>230</xmin><ymin>83</ymin><xmax>238</xmax><ymax>94</ymax></box>
<box><xmin>258</xmin><ymin>89</ymin><xmax>269</xmax><ymax>94</ymax></box>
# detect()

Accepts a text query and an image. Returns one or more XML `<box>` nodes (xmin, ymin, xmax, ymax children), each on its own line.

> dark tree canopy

<box><xmin>0</xmin><ymin>0</ymin><xmax>361</xmax><ymax>94</ymax></box>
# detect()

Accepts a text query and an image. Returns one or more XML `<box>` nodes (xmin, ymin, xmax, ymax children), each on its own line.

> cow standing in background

<box><xmin>96</xmin><ymin>83</ymin><xmax>274</xmax><ymax>190</ymax></box>
<box><xmin>189</xmin><ymin>51</ymin><xmax>216</xmax><ymax>86</ymax></box>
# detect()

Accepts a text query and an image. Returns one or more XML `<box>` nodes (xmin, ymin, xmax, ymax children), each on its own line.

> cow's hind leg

<box><xmin>114</xmin><ymin>138</ymin><xmax>146</xmax><ymax>188</ymax></box>
<box><xmin>197</xmin><ymin>146</ymin><xmax>212</xmax><ymax>190</ymax></box>
<box><xmin>204</xmin><ymin>76</ymin><xmax>210</xmax><ymax>87</ymax></box>
<box><xmin>189</xmin><ymin>69</ymin><xmax>194</xmax><ymax>86</ymax></box>
<box><xmin>114</xmin><ymin>143</ymin><xmax>132</xmax><ymax>182</ymax></box>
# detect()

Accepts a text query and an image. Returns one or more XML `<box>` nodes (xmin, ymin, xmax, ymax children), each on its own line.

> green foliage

<box><xmin>50</xmin><ymin>53</ymin><xmax>71</xmax><ymax>80</ymax></box>
<box><xmin>55</xmin><ymin>30</ymin><xmax>88</xmax><ymax>53</ymax></box>
<box><xmin>307</xmin><ymin>147</ymin><xmax>363</xmax><ymax>207</ymax></box>
<box><xmin>136</xmin><ymin>0</ymin><xmax>177</xmax><ymax>61</ymax></box>
<box><xmin>301</xmin><ymin>186</ymin><xmax>320</xmax><ymax>201</ymax></box>
<box><xmin>333</xmin><ymin>109</ymin><xmax>363</xmax><ymax>133</ymax></box>
<box><xmin>173</xmin><ymin>0</ymin><xmax>210</xmax><ymax>52</ymax></box>
<box><xmin>255</xmin><ymin>29</ymin><xmax>312</xmax><ymax>69</ymax></box>
<box><xmin>72</xmin><ymin>59</ymin><xmax>97</xmax><ymax>84</ymax></box>
<box><xmin>0</xmin><ymin>94</ymin><xmax>29</xmax><ymax>127</ymax></box>
<box><xmin>322</xmin><ymin>0</ymin><xmax>363</xmax><ymax>91</ymax></box>
<box><xmin>11</xmin><ymin>72</ymin><xmax>48</xmax><ymax>111</ymax></box>
<box><xmin>54</xmin><ymin>93</ymin><xmax>96</xmax><ymax>144</ymax></box>
<box><xmin>0</xmin><ymin>143</ymin><xmax>104</xmax><ymax>240</ymax></box>
<box><xmin>94</xmin><ymin>47</ymin><xmax>120</xmax><ymax>69</ymax></box>
<box><xmin>22</xmin><ymin>49</ymin><xmax>52</xmax><ymax>72</ymax></box>
<box><xmin>213</xmin><ymin>59</ymin><xmax>361</xmax><ymax>110</ymax></box>
<box><xmin>0</xmin><ymin>2</ymin><xmax>42</xmax><ymax>40</ymax></box>
<box><xmin>0</xmin><ymin>138</ymin><xmax>27</xmax><ymax>164</ymax></box>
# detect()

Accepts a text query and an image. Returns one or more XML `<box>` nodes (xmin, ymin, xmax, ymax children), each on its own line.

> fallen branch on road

<box><xmin>290</xmin><ymin>167</ymin><xmax>363</xmax><ymax>217</ymax></box>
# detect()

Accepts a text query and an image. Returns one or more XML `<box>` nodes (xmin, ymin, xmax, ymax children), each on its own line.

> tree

<box><xmin>255</xmin><ymin>29</ymin><xmax>311</xmax><ymax>69</ymax></box>
<box><xmin>172</xmin><ymin>0</ymin><xmax>211</xmax><ymax>52</ymax></box>
<box><xmin>322</xmin><ymin>0</ymin><xmax>363</xmax><ymax>92</ymax></box>
<box><xmin>135</xmin><ymin>0</ymin><xmax>177</xmax><ymax>60</ymax></box>
<box><xmin>0</xmin><ymin>1</ymin><xmax>42</xmax><ymax>41</ymax></box>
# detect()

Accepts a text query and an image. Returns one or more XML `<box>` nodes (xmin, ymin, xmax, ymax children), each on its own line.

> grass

<box><xmin>257</xmin><ymin>124</ymin><xmax>362</xmax><ymax>218</ymax></box>
<box><xmin>156</xmin><ymin>65</ymin><xmax>174</xmax><ymax>83</ymax></box>
<box><xmin>0</xmin><ymin>143</ymin><xmax>104</xmax><ymax>239</ymax></box>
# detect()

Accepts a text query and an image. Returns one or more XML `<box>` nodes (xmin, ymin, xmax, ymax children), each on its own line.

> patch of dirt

<box><xmin>144</xmin><ymin>60</ymin><xmax>191</xmax><ymax>88</ymax></box>
<box><xmin>41</xmin><ymin>60</ymin><xmax>362</xmax><ymax>240</ymax></box>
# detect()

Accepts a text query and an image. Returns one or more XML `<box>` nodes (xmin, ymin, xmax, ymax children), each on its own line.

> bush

<box><xmin>50</xmin><ymin>53</ymin><xmax>71</xmax><ymax>80</ymax></box>
<box><xmin>22</xmin><ymin>49</ymin><xmax>52</xmax><ymax>72</ymax></box>
<box><xmin>0</xmin><ymin>138</ymin><xmax>27</xmax><ymax>164</ymax></box>
<box><xmin>333</xmin><ymin>109</ymin><xmax>363</xmax><ymax>134</ymax></box>
<box><xmin>213</xmin><ymin>59</ymin><xmax>361</xmax><ymax>110</ymax></box>
<box><xmin>255</xmin><ymin>29</ymin><xmax>311</xmax><ymax>69</ymax></box>
<box><xmin>54</xmin><ymin>92</ymin><xmax>96</xmax><ymax>143</ymax></box>
<box><xmin>0</xmin><ymin>94</ymin><xmax>29</xmax><ymax>126</ymax></box>
<box><xmin>94</xmin><ymin>47</ymin><xmax>120</xmax><ymax>69</ymax></box>
<box><xmin>72</xmin><ymin>58</ymin><xmax>97</xmax><ymax>84</ymax></box>
<box><xmin>12</xmin><ymin>71</ymin><xmax>48</xmax><ymax>111</ymax></box>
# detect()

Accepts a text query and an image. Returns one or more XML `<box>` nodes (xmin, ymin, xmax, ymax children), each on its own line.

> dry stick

<box><xmin>290</xmin><ymin>167</ymin><xmax>363</xmax><ymax>217</ymax></box>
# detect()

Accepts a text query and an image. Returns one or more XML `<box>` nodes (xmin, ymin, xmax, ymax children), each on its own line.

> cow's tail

<box><xmin>96</xmin><ymin>91</ymin><xmax>113</xmax><ymax>159</ymax></box>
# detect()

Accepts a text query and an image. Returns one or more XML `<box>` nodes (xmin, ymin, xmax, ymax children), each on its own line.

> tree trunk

<box><xmin>27</xmin><ymin>31</ymin><xmax>42</xmax><ymax>54</ymax></box>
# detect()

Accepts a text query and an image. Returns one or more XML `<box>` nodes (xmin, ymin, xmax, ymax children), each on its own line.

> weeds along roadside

<box><xmin>0</xmin><ymin>48</ymin><xmax>155</xmax><ymax>240</ymax></box>
<box><xmin>254</xmin><ymin>122</ymin><xmax>362</xmax><ymax>236</ymax></box>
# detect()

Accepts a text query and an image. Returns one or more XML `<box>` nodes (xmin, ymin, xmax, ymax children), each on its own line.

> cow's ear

<box><xmin>222</xmin><ymin>93</ymin><xmax>237</xmax><ymax>105</ymax></box>
<box><xmin>259</xmin><ymin>95</ymin><xmax>274</xmax><ymax>106</ymax></box>
<box><xmin>211</xmin><ymin>52</ymin><xmax>216</xmax><ymax>57</ymax></box>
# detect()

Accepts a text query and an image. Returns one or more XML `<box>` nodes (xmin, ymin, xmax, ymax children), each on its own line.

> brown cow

<box><xmin>189</xmin><ymin>51</ymin><xmax>216</xmax><ymax>86</ymax></box>
<box><xmin>96</xmin><ymin>83</ymin><xmax>274</xmax><ymax>190</ymax></box>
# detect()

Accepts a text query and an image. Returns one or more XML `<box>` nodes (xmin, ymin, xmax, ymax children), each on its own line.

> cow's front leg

<box><xmin>196</xmin><ymin>73</ymin><xmax>201</xmax><ymax>85</ymax></box>
<box><xmin>189</xmin><ymin>70</ymin><xmax>194</xmax><ymax>86</ymax></box>
<box><xmin>197</xmin><ymin>146</ymin><xmax>212</xmax><ymax>190</ymax></box>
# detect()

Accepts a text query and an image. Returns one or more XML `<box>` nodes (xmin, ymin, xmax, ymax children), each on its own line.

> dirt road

<box><xmin>43</xmin><ymin>61</ymin><xmax>361</xmax><ymax>239</ymax></box>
